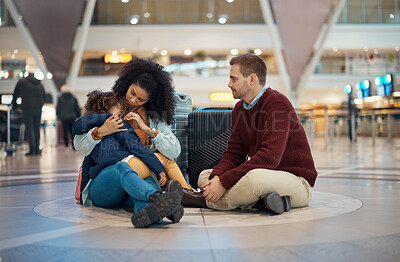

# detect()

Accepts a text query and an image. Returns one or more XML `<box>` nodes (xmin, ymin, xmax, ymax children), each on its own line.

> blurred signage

<box><xmin>104</xmin><ymin>54</ymin><xmax>132</xmax><ymax>63</ymax></box>
<box><xmin>1</xmin><ymin>59</ymin><xmax>26</xmax><ymax>70</ymax></box>
<box><xmin>210</xmin><ymin>92</ymin><xmax>234</xmax><ymax>102</ymax></box>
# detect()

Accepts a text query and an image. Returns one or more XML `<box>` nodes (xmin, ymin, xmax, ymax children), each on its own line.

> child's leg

<box><xmin>127</xmin><ymin>153</ymin><xmax>192</xmax><ymax>190</ymax></box>
<box><xmin>127</xmin><ymin>157</ymin><xmax>154</xmax><ymax>179</ymax></box>
<box><xmin>154</xmin><ymin>153</ymin><xmax>192</xmax><ymax>190</ymax></box>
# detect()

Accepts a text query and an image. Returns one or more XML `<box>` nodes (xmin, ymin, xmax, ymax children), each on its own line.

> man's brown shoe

<box><xmin>181</xmin><ymin>188</ymin><xmax>207</xmax><ymax>208</ymax></box>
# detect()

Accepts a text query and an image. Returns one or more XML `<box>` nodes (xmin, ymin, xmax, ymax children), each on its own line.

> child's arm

<box><xmin>72</xmin><ymin>114</ymin><xmax>127</xmax><ymax>136</ymax></box>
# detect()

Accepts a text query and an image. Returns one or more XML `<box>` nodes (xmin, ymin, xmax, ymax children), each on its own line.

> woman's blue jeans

<box><xmin>89</xmin><ymin>162</ymin><xmax>159</xmax><ymax>213</ymax></box>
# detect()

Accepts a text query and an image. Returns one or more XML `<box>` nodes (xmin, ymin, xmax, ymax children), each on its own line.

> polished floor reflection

<box><xmin>0</xmin><ymin>136</ymin><xmax>399</xmax><ymax>262</ymax></box>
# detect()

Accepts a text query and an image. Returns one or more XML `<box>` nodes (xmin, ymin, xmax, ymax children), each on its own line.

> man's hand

<box><xmin>202</xmin><ymin>176</ymin><xmax>227</xmax><ymax>202</ymax></box>
<box><xmin>158</xmin><ymin>171</ymin><xmax>167</xmax><ymax>187</ymax></box>
<box><xmin>97</xmin><ymin>114</ymin><xmax>127</xmax><ymax>138</ymax></box>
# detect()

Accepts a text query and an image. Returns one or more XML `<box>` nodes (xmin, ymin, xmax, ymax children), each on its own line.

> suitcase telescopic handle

<box><xmin>201</xmin><ymin>107</ymin><xmax>233</xmax><ymax>111</ymax></box>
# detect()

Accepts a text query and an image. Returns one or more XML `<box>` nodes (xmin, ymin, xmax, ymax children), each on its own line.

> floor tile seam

<box><xmin>0</xmin><ymin>174</ymin><xmax>78</xmax><ymax>182</ymax></box>
<box><xmin>319</xmin><ymin>172</ymin><xmax>400</xmax><ymax>177</ymax></box>
<box><xmin>316</xmin><ymin>176</ymin><xmax>400</xmax><ymax>182</ymax></box>
<box><xmin>0</xmin><ymin>171</ymin><xmax>79</xmax><ymax>178</ymax></box>
<box><xmin>0</xmin><ymin>179</ymin><xmax>77</xmax><ymax>187</ymax></box>
<box><xmin>317</xmin><ymin>167</ymin><xmax>358</xmax><ymax>176</ymax></box>
<box><xmin>355</xmin><ymin>167</ymin><xmax>400</xmax><ymax>170</ymax></box>
<box><xmin>285</xmin><ymin>239</ymin><xmax>395</xmax><ymax>260</ymax></box>
<box><xmin>340</xmin><ymin>237</ymin><xmax>400</xmax><ymax>258</ymax></box>
<box><xmin>0</xmin><ymin>223</ymin><xmax>104</xmax><ymax>251</ymax></box>
<box><xmin>200</xmin><ymin>208</ymin><xmax>218</xmax><ymax>262</ymax></box>
<box><xmin>0</xmin><ymin>165</ymin><xmax>80</xmax><ymax>172</ymax></box>
<box><xmin>0</xmin><ymin>206</ymin><xmax>34</xmax><ymax>209</ymax></box>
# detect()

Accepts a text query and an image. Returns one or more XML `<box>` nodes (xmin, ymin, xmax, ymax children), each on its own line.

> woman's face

<box><xmin>125</xmin><ymin>84</ymin><xmax>150</xmax><ymax>110</ymax></box>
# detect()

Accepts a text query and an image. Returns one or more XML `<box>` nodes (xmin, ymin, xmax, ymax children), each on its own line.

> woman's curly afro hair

<box><xmin>112</xmin><ymin>57</ymin><xmax>176</xmax><ymax>125</ymax></box>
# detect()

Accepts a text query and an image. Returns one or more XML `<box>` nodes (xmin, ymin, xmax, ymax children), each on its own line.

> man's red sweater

<box><xmin>210</xmin><ymin>88</ymin><xmax>318</xmax><ymax>189</ymax></box>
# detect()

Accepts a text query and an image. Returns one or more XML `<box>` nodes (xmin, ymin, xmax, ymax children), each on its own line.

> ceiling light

<box><xmin>226</xmin><ymin>0</ymin><xmax>235</xmax><ymax>3</ymax></box>
<box><xmin>112</xmin><ymin>50</ymin><xmax>118</xmax><ymax>56</ymax></box>
<box><xmin>374</xmin><ymin>49</ymin><xmax>378</xmax><ymax>54</ymax></box>
<box><xmin>130</xmin><ymin>15</ymin><xmax>140</xmax><ymax>25</ymax></box>
<box><xmin>184</xmin><ymin>49</ymin><xmax>192</xmax><ymax>56</ymax></box>
<box><xmin>144</xmin><ymin>12</ymin><xmax>150</xmax><ymax>18</ymax></box>
<box><xmin>206</xmin><ymin>12</ymin><xmax>213</xmax><ymax>19</ymax></box>
<box><xmin>332</xmin><ymin>47</ymin><xmax>338</xmax><ymax>52</ymax></box>
<box><xmin>254</xmin><ymin>49</ymin><xmax>262</xmax><ymax>55</ymax></box>
<box><xmin>152</xmin><ymin>47</ymin><xmax>159</xmax><ymax>53</ymax></box>
<box><xmin>121</xmin><ymin>0</ymin><xmax>129</xmax><ymax>3</ymax></box>
<box><xmin>34</xmin><ymin>72</ymin><xmax>44</xmax><ymax>80</ymax></box>
<box><xmin>218</xmin><ymin>15</ymin><xmax>228</xmax><ymax>24</ymax></box>
<box><xmin>160</xmin><ymin>49</ymin><xmax>168</xmax><ymax>56</ymax></box>
<box><xmin>231</xmin><ymin>49</ymin><xmax>239</xmax><ymax>55</ymax></box>
<box><xmin>395</xmin><ymin>46</ymin><xmax>399</xmax><ymax>52</ymax></box>
<box><xmin>363</xmin><ymin>46</ymin><xmax>368</xmax><ymax>52</ymax></box>
<box><xmin>389</xmin><ymin>13</ymin><xmax>394</xmax><ymax>19</ymax></box>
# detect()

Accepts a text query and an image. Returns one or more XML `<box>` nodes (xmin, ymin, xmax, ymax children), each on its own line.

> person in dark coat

<box><xmin>56</xmin><ymin>84</ymin><xmax>81</xmax><ymax>150</ymax></box>
<box><xmin>12</xmin><ymin>72</ymin><xmax>45</xmax><ymax>156</ymax></box>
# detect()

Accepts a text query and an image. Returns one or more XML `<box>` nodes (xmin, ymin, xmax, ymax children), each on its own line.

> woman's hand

<box><xmin>124</xmin><ymin>112</ymin><xmax>151</xmax><ymax>134</ymax></box>
<box><xmin>158</xmin><ymin>171</ymin><xmax>167</xmax><ymax>187</ymax></box>
<box><xmin>96</xmin><ymin>114</ymin><xmax>128</xmax><ymax>138</ymax></box>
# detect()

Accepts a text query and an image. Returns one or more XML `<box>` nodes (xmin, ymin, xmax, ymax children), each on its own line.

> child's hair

<box><xmin>84</xmin><ymin>90</ymin><xmax>126</xmax><ymax>115</ymax></box>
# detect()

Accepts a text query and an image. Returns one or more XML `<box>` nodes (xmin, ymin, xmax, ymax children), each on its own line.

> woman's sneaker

<box><xmin>131</xmin><ymin>191</ymin><xmax>182</xmax><ymax>228</ymax></box>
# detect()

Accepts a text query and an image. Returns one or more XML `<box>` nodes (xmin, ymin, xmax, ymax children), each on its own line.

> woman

<box><xmin>74</xmin><ymin>58</ymin><xmax>202</xmax><ymax>227</ymax></box>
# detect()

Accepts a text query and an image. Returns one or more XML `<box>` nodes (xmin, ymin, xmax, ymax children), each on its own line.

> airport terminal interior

<box><xmin>0</xmin><ymin>0</ymin><xmax>400</xmax><ymax>261</ymax></box>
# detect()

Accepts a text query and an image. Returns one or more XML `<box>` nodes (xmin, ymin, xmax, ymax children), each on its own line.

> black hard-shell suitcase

<box><xmin>186</xmin><ymin>107</ymin><xmax>232</xmax><ymax>188</ymax></box>
<box><xmin>170</xmin><ymin>92</ymin><xmax>192</xmax><ymax>181</ymax></box>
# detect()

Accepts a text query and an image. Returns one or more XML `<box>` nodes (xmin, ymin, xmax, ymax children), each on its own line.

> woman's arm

<box><xmin>73</xmin><ymin>128</ymin><xmax>100</xmax><ymax>156</ymax></box>
<box><xmin>123</xmin><ymin>113</ymin><xmax>181</xmax><ymax>160</ymax></box>
<box><xmin>149</xmin><ymin>119</ymin><xmax>181</xmax><ymax>160</ymax></box>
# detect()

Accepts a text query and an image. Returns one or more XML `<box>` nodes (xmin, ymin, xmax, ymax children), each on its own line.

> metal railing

<box><xmin>297</xmin><ymin>107</ymin><xmax>400</xmax><ymax>149</ymax></box>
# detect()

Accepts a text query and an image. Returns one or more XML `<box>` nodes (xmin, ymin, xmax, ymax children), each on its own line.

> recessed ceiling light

<box><xmin>231</xmin><ymin>49</ymin><xmax>239</xmax><ymax>55</ymax></box>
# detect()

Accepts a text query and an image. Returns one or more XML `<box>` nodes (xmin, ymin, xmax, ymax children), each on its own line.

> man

<box><xmin>12</xmin><ymin>73</ymin><xmax>45</xmax><ymax>156</ymax></box>
<box><xmin>198</xmin><ymin>54</ymin><xmax>317</xmax><ymax>214</ymax></box>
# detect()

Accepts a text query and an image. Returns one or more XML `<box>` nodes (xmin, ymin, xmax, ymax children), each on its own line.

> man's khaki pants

<box><xmin>198</xmin><ymin>169</ymin><xmax>312</xmax><ymax>211</ymax></box>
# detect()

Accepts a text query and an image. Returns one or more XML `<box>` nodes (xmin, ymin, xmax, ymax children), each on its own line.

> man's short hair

<box><xmin>229</xmin><ymin>54</ymin><xmax>267</xmax><ymax>86</ymax></box>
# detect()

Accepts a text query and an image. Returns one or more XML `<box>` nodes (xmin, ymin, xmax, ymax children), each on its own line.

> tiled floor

<box><xmin>0</xmin><ymin>136</ymin><xmax>399</xmax><ymax>262</ymax></box>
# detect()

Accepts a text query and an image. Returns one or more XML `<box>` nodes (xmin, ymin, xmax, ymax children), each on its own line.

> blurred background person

<box><xmin>12</xmin><ymin>72</ymin><xmax>45</xmax><ymax>156</ymax></box>
<box><xmin>56</xmin><ymin>84</ymin><xmax>81</xmax><ymax>150</ymax></box>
